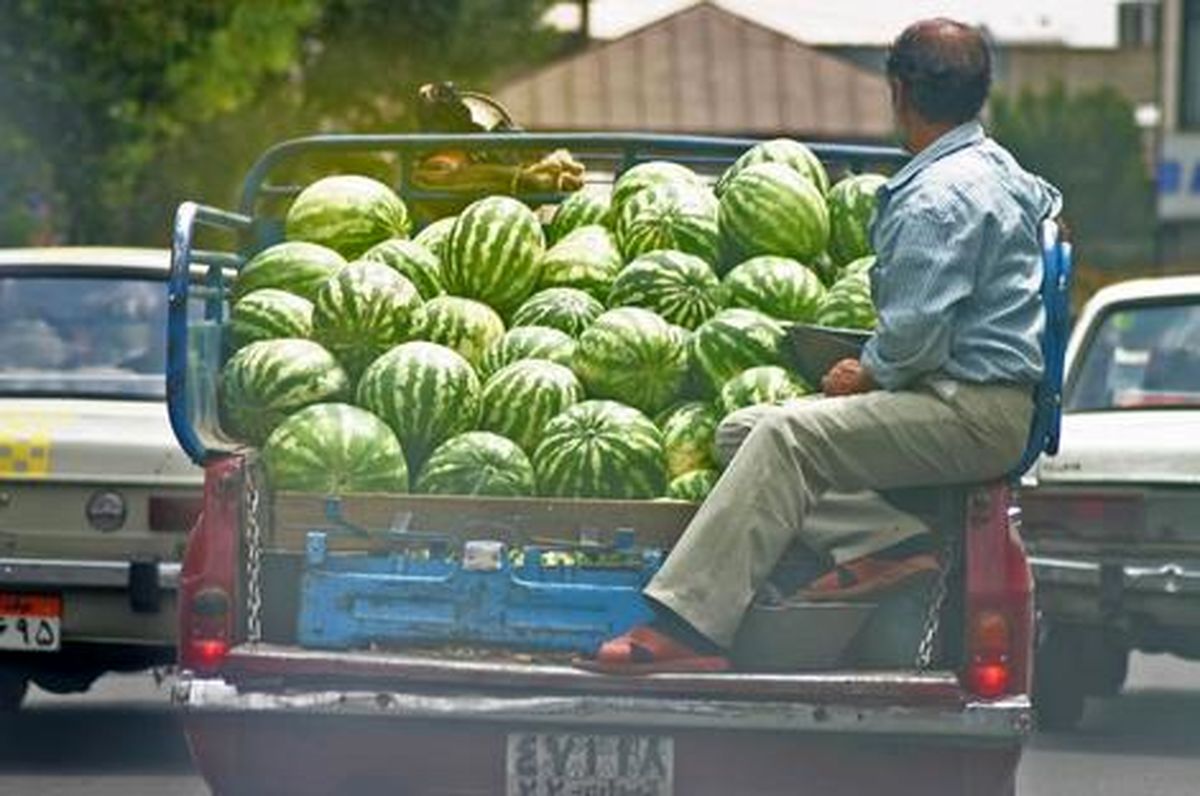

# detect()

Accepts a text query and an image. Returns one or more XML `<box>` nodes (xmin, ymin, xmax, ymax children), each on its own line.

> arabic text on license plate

<box><xmin>0</xmin><ymin>593</ymin><xmax>61</xmax><ymax>651</ymax></box>
<box><xmin>507</xmin><ymin>732</ymin><xmax>673</xmax><ymax>796</ymax></box>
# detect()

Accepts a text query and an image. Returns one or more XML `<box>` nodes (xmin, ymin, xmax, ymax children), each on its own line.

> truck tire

<box><xmin>1093</xmin><ymin>642</ymin><xmax>1130</xmax><ymax>697</ymax></box>
<box><xmin>0</xmin><ymin>667</ymin><xmax>29</xmax><ymax>711</ymax></box>
<box><xmin>31</xmin><ymin>668</ymin><xmax>100</xmax><ymax>695</ymax></box>
<box><xmin>1033</xmin><ymin>624</ymin><xmax>1087</xmax><ymax>731</ymax></box>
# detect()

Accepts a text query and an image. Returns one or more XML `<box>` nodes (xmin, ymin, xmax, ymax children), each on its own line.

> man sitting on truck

<box><xmin>588</xmin><ymin>18</ymin><xmax>1062</xmax><ymax>673</ymax></box>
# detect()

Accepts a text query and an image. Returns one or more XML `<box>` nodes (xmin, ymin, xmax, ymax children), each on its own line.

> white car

<box><xmin>0</xmin><ymin>248</ymin><xmax>202</xmax><ymax>709</ymax></box>
<box><xmin>1023</xmin><ymin>274</ymin><xmax>1200</xmax><ymax>729</ymax></box>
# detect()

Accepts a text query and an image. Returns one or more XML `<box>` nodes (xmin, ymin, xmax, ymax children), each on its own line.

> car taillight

<box><xmin>962</xmin><ymin>484</ymin><xmax>1033</xmax><ymax>700</ymax></box>
<box><xmin>149</xmin><ymin>495</ymin><xmax>204</xmax><ymax>532</ymax></box>
<box><xmin>1022</xmin><ymin>490</ymin><xmax>1145</xmax><ymax>540</ymax></box>
<box><xmin>179</xmin><ymin>457</ymin><xmax>243</xmax><ymax>674</ymax></box>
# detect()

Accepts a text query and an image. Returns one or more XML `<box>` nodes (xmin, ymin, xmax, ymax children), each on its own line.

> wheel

<box><xmin>1033</xmin><ymin>623</ymin><xmax>1087</xmax><ymax>731</ymax></box>
<box><xmin>31</xmin><ymin>668</ymin><xmax>100</xmax><ymax>695</ymax></box>
<box><xmin>0</xmin><ymin>667</ymin><xmax>29</xmax><ymax>711</ymax></box>
<box><xmin>1093</xmin><ymin>642</ymin><xmax>1130</xmax><ymax>697</ymax></box>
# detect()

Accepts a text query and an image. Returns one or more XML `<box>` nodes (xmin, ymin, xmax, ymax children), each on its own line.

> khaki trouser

<box><xmin>645</xmin><ymin>381</ymin><xmax>1034</xmax><ymax>647</ymax></box>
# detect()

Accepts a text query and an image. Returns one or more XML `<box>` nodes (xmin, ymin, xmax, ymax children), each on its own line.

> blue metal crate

<box><xmin>297</xmin><ymin>530</ymin><xmax>664</xmax><ymax>654</ymax></box>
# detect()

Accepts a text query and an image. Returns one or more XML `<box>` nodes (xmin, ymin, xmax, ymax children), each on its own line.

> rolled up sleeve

<box><xmin>861</xmin><ymin>201</ymin><xmax>983</xmax><ymax>390</ymax></box>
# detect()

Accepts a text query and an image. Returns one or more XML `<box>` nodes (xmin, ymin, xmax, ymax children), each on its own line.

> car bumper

<box><xmin>1031</xmin><ymin>554</ymin><xmax>1200</xmax><ymax>630</ymax></box>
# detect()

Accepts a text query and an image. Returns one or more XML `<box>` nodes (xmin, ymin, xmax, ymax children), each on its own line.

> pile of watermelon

<box><xmin>219</xmin><ymin>140</ymin><xmax>886</xmax><ymax>502</ymax></box>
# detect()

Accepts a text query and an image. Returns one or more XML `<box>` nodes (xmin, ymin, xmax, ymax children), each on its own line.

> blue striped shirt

<box><xmin>860</xmin><ymin>121</ymin><xmax>1062</xmax><ymax>391</ymax></box>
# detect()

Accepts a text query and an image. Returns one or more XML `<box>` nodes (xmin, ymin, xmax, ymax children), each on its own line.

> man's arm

<box><xmin>860</xmin><ymin>199</ymin><xmax>983</xmax><ymax>390</ymax></box>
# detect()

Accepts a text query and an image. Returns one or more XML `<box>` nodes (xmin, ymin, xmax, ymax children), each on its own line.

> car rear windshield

<box><xmin>1067</xmin><ymin>299</ymin><xmax>1200</xmax><ymax>411</ymax></box>
<box><xmin>0</xmin><ymin>274</ymin><xmax>168</xmax><ymax>400</ymax></box>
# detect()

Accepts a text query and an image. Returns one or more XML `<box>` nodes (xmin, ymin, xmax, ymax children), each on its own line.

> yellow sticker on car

<box><xmin>0</xmin><ymin>412</ymin><xmax>74</xmax><ymax>479</ymax></box>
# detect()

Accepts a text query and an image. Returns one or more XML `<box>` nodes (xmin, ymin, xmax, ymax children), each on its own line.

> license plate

<box><xmin>507</xmin><ymin>732</ymin><xmax>673</xmax><ymax>796</ymax></box>
<box><xmin>0</xmin><ymin>593</ymin><xmax>61</xmax><ymax>651</ymax></box>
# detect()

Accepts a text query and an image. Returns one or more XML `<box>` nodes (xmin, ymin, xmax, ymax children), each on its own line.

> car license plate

<box><xmin>0</xmin><ymin>593</ymin><xmax>61</xmax><ymax>651</ymax></box>
<box><xmin>507</xmin><ymin>732</ymin><xmax>673</xmax><ymax>796</ymax></box>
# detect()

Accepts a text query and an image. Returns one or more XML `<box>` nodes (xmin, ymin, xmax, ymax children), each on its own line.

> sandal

<box><xmin>798</xmin><ymin>553</ymin><xmax>939</xmax><ymax>602</ymax></box>
<box><xmin>575</xmin><ymin>626</ymin><xmax>731</xmax><ymax>675</ymax></box>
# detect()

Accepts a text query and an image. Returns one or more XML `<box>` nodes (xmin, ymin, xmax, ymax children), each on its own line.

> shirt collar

<box><xmin>882</xmin><ymin>120</ymin><xmax>986</xmax><ymax>194</ymax></box>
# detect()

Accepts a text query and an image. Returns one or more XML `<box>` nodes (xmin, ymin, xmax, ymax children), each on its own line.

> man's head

<box><xmin>886</xmin><ymin>19</ymin><xmax>991</xmax><ymax>150</ymax></box>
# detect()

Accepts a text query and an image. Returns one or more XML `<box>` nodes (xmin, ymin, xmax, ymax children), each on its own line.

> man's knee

<box><xmin>714</xmin><ymin>404</ymin><xmax>777</xmax><ymax>466</ymax></box>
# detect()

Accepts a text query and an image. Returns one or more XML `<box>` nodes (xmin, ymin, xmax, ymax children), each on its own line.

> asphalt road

<box><xmin>0</xmin><ymin>653</ymin><xmax>1197</xmax><ymax>795</ymax></box>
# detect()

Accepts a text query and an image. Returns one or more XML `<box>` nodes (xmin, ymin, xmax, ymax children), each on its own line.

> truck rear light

<box><xmin>967</xmin><ymin>661</ymin><xmax>1011</xmax><ymax>698</ymax></box>
<box><xmin>188</xmin><ymin>638</ymin><xmax>231</xmax><ymax>671</ymax></box>
<box><xmin>149</xmin><ymin>495</ymin><xmax>204</xmax><ymax>532</ymax></box>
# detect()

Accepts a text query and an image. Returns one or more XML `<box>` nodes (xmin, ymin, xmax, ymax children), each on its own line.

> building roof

<box><xmin>499</xmin><ymin>3</ymin><xmax>894</xmax><ymax>140</ymax></box>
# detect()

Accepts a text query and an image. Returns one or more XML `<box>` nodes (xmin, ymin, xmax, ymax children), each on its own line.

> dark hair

<box><xmin>886</xmin><ymin>19</ymin><xmax>992</xmax><ymax>124</ymax></box>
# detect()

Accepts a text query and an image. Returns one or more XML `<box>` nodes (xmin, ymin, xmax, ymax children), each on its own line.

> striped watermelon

<box><xmin>816</xmin><ymin>271</ymin><xmax>876</xmax><ymax>330</ymax></box>
<box><xmin>812</xmin><ymin>250</ymin><xmax>840</xmax><ymax>287</ymax></box>
<box><xmin>611</xmin><ymin>161</ymin><xmax>704</xmax><ymax>215</ymax></box>
<box><xmin>843</xmin><ymin>254</ymin><xmax>875</xmax><ymax>278</ymax></box>
<box><xmin>262</xmin><ymin>403</ymin><xmax>408</xmax><ymax>494</ymax></box>
<box><xmin>312</xmin><ymin>261</ymin><xmax>426</xmax><ymax>380</ymax></box>
<box><xmin>547</xmin><ymin>190</ymin><xmax>612</xmax><ymax>244</ymax></box>
<box><xmin>355</xmin><ymin>341</ymin><xmax>481</xmax><ymax>471</ymax></box>
<box><xmin>533</xmin><ymin>400</ymin><xmax>667</xmax><ymax>499</ymax></box>
<box><xmin>416</xmin><ymin>432</ymin><xmax>536</xmax><ymax>497</ymax></box>
<box><xmin>666</xmin><ymin>469</ymin><xmax>719</xmax><ymax>502</ymax></box>
<box><xmin>412</xmin><ymin>216</ymin><xmax>456</xmax><ymax>263</ymax></box>
<box><xmin>219</xmin><ymin>339</ymin><xmax>350</xmax><ymax>446</ymax></box>
<box><xmin>573</xmin><ymin>307</ymin><xmax>688</xmax><ymax>416</ymax></box>
<box><xmin>718</xmin><ymin>365</ymin><xmax>810</xmax><ymax>415</ymax></box>
<box><xmin>827</xmin><ymin>173</ymin><xmax>887</xmax><ymax>265</ymax></box>
<box><xmin>718</xmin><ymin>163</ymin><xmax>829</xmax><ymax>264</ymax></box>
<box><xmin>361</xmin><ymin>238</ymin><xmax>444</xmax><ymax>300</ymax></box>
<box><xmin>444</xmin><ymin>196</ymin><xmax>545</xmax><ymax>314</ymax></box>
<box><xmin>511</xmin><ymin>288</ymin><xmax>604</xmax><ymax>338</ymax></box>
<box><xmin>615</xmin><ymin>183</ymin><xmax>720</xmax><ymax>265</ymax></box>
<box><xmin>691</xmin><ymin>308</ymin><xmax>786</xmax><ymax>390</ymax></box>
<box><xmin>716</xmin><ymin>138</ymin><xmax>830</xmax><ymax>197</ymax></box>
<box><xmin>722</xmin><ymin>256</ymin><xmax>825</xmax><ymax>322</ymax></box>
<box><xmin>229</xmin><ymin>289</ymin><xmax>313</xmax><ymax>350</ymax></box>
<box><xmin>421</xmin><ymin>296</ymin><xmax>506</xmax><ymax>369</ymax></box>
<box><xmin>479</xmin><ymin>360</ymin><xmax>583</xmax><ymax>453</ymax></box>
<box><xmin>232</xmin><ymin>241</ymin><xmax>346</xmax><ymax>303</ymax></box>
<box><xmin>286</xmin><ymin>175</ymin><xmax>411</xmax><ymax>259</ymax></box>
<box><xmin>658</xmin><ymin>401</ymin><xmax>720</xmax><ymax>478</ymax></box>
<box><xmin>478</xmin><ymin>326</ymin><xmax>577</xmax><ymax>381</ymax></box>
<box><xmin>607</xmin><ymin>250</ymin><xmax>724</xmax><ymax>330</ymax></box>
<box><xmin>537</xmin><ymin>225</ymin><xmax>623</xmax><ymax>301</ymax></box>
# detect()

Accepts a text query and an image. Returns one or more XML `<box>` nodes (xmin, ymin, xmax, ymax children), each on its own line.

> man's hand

<box><xmin>820</xmin><ymin>358</ymin><xmax>878</xmax><ymax>396</ymax></box>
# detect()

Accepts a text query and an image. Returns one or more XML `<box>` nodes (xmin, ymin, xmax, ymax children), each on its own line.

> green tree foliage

<box><xmin>990</xmin><ymin>84</ymin><xmax>1155</xmax><ymax>267</ymax></box>
<box><xmin>0</xmin><ymin>0</ymin><xmax>561</xmax><ymax>244</ymax></box>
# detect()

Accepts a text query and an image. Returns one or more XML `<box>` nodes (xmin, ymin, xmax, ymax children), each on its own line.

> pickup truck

<box><xmin>1024</xmin><ymin>275</ymin><xmax>1200</xmax><ymax>730</ymax></box>
<box><xmin>166</xmin><ymin>133</ymin><xmax>1070</xmax><ymax>796</ymax></box>
<box><xmin>0</xmin><ymin>248</ymin><xmax>202</xmax><ymax>710</ymax></box>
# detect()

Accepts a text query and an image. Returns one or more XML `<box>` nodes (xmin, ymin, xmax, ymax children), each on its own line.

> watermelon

<box><xmin>232</xmin><ymin>241</ymin><xmax>346</xmax><ymax>303</ymax></box>
<box><xmin>547</xmin><ymin>190</ymin><xmax>612</xmax><ymax>244</ymax></box>
<box><xmin>615</xmin><ymin>182</ymin><xmax>720</xmax><ymax>265</ymax></box>
<box><xmin>355</xmin><ymin>341</ymin><xmax>481</xmax><ymax>471</ymax></box>
<box><xmin>718</xmin><ymin>365</ymin><xmax>810</xmax><ymax>415</ymax></box>
<box><xmin>443</xmin><ymin>196</ymin><xmax>545</xmax><ymax>314</ymax></box>
<box><xmin>843</xmin><ymin>254</ymin><xmax>875</xmax><ymax>278</ymax></box>
<box><xmin>827</xmin><ymin>173</ymin><xmax>887</xmax><ymax>265</ymax></box>
<box><xmin>718</xmin><ymin>163</ymin><xmax>829</xmax><ymax>264</ymax></box>
<box><xmin>219</xmin><ymin>339</ymin><xmax>350</xmax><ymax>446</ymax></box>
<box><xmin>611</xmin><ymin>161</ymin><xmax>704</xmax><ymax>215</ymax></box>
<box><xmin>607</xmin><ymin>250</ymin><xmax>724</xmax><ymax>330</ymax></box>
<box><xmin>229</xmin><ymin>289</ymin><xmax>313</xmax><ymax>350</ymax></box>
<box><xmin>573</xmin><ymin>307</ymin><xmax>688</xmax><ymax>416</ymax></box>
<box><xmin>716</xmin><ymin>138</ymin><xmax>830</xmax><ymax>197</ymax></box>
<box><xmin>658</xmin><ymin>401</ymin><xmax>720</xmax><ymax>478</ymax></box>
<box><xmin>416</xmin><ymin>432</ymin><xmax>535</xmax><ymax>497</ymax></box>
<box><xmin>285</xmin><ymin>175</ymin><xmax>411</xmax><ymax>259</ymax></box>
<box><xmin>816</xmin><ymin>271</ymin><xmax>876</xmax><ymax>330</ymax></box>
<box><xmin>511</xmin><ymin>287</ymin><xmax>604</xmax><ymax>338</ymax></box>
<box><xmin>666</xmin><ymin>469</ymin><xmax>720</xmax><ymax>502</ymax></box>
<box><xmin>536</xmin><ymin>225</ymin><xmax>622</xmax><ymax>300</ymax></box>
<box><xmin>421</xmin><ymin>296</ymin><xmax>506</xmax><ymax>369</ymax></box>
<box><xmin>722</xmin><ymin>256</ymin><xmax>825</xmax><ymax>322</ymax></box>
<box><xmin>533</xmin><ymin>400</ymin><xmax>667</xmax><ymax>499</ymax></box>
<box><xmin>478</xmin><ymin>326</ymin><xmax>577</xmax><ymax>381</ymax></box>
<box><xmin>812</xmin><ymin>251</ymin><xmax>840</xmax><ymax>287</ymax></box>
<box><xmin>412</xmin><ymin>216</ymin><xmax>456</xmax><ymax>263</ymax></box>
<box><xmin>361</xmin><ymin>238</ymin><xmax>444</xmax><ymax>299</ymax></box>
<box><xmin>479</xmin><ymin>360</ymin><xmax>583</xmax><ymax>453</ymax></box>
<box><xmin>690</xmin><ymin>308</ymin><xmax>786</xmax><ymax>390</ymax></box>
<box><xmin>262</xmin><ymin>403</ymin><xmax>408</xmax><ymax>494</ymax></box>
<box><xmin>311</xmin><ymin>261</ymin><xmax>426</xmax><ymax>380</ymax></box>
